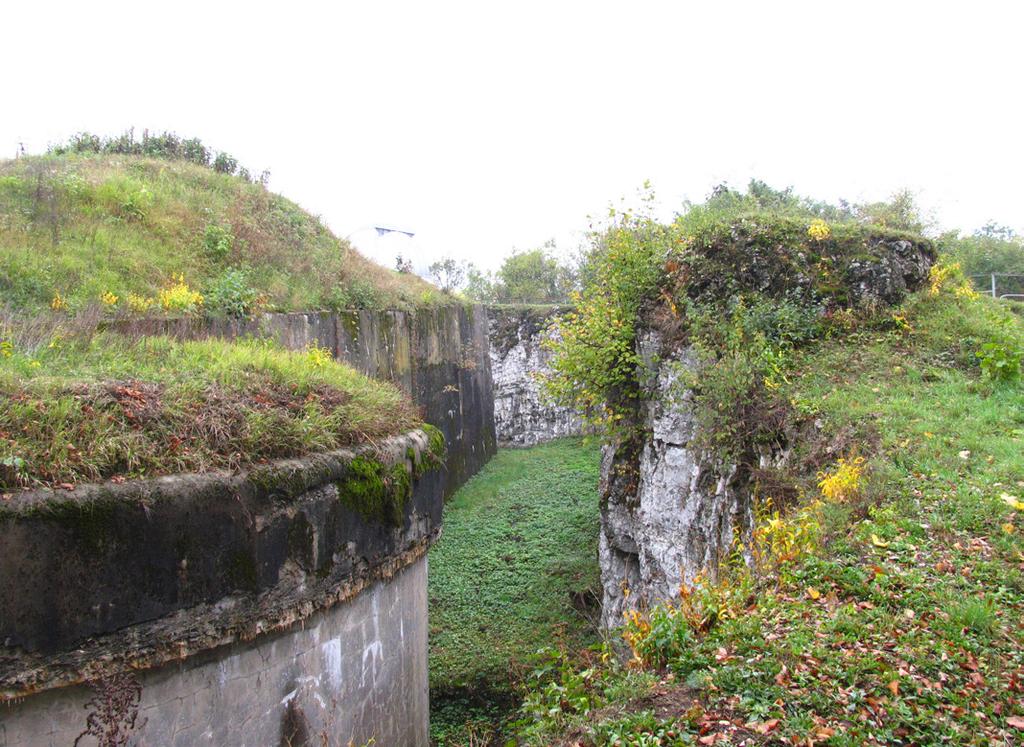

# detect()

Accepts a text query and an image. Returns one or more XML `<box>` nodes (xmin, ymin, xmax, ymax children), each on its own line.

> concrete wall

<box><xmin>0</xmin><ymin>558</ymin><xmax>428</xmax><ymax>747</ymax></box>
<box><xmin>116</xmin><ymin>304</ymin><xmax>497</xmax><ymax>496</ymax></box>
<box><xmin>487</xmin><ymin>307</ymin><xmax>584</xmax><ymax>446</ymax></box>
<box><xmin>0</xmin><ymin>431</ymin><xmax>442</xmax><ymax>746</ymax></box>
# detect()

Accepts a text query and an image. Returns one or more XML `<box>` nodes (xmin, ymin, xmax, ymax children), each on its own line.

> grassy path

<box><xmin>428</xmin><ymin>438</ymin><xmax>601</xmax><ymax>744</ymax></box>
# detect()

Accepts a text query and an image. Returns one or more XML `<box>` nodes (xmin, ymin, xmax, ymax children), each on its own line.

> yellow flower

<box><xmin>126</xmin><ymin>292</ymin><xmax>155</xmax><ymax>314</ymax></box>
<box><xmin>817</xmin><ymin>456</ymin><xmax>865</xmax><ymax>502</ymax></box>
<box><xmin>100</xmin><ymin>291</ymin><xmax>119</xmax><ymax>307</ymax></box>
<box><xmin>306</xmin><ymin>345</ymin><xmax>333</xmax><ymax>368</ymax></box>
<box><xmin>159</xmin><ymin>275</ymin><xmax>204</xmax><ymax>312</ymax></box>
<box><xmin>51</xmin><ymin>292</ymin><xmax>68</xmax><ymax>311</ymax></box>
<box><xmin>807</xmin><ymin>219</ymin><xmax>831</xmax><ymax>241</ymax></box>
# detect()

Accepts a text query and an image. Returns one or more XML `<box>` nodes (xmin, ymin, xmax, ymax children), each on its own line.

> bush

<box><xmin>976</xmin><ymin>341</ymin><xmax>1021</xmax><ymax>382</ymax></box>
<box><xmin>542</xmin><ymin>203</ymin><xmax>668</xmax><ymax>429</ymax></box>
<box><xmin>213</xmin><ymin>152</ymin><xmax>238</xmax><ymax>175</ymax></box>
<box><xmin>203</xmin><ymin>224</ymin><xmax>234</xmax><ymax>261</ymax></box>
<box><xmin>205</xmin><ymin>268</ymin><xmax>259</xmax><ymax>318</ymax></box>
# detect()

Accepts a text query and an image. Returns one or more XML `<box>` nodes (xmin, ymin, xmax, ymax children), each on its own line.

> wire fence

<box><xmin>969</xmin><ymin>274</ymin><xmax>1024</xmax><ymax>302</ymax></box>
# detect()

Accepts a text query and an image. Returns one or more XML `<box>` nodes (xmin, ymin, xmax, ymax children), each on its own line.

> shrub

<box><xmin>976</xmin><ymin>341</ymin><xmax>1021</xmax><ymax>382</ymax></box>
<box><xmin>542</xmin><ymin>202</ymin><xmax>668</xmax><ymax>430</ymax></box>
<box><xmin>125</xmin><ymin>292</ymin><xmax>154</xmax><ymax>314</ymax></box>
<box><xmin>204</xmin><ymin>268</ymin><xmax>259</xmax><ymax>318</ymax></box>
<box><xmin>817</xmin><ymin>457</ymin><xmax>865</xmax><ymax>502</ymax></box>
<box><xmin>202</xmin><ymin>224</ymin><xmax>234</xmax><ymax>262</ymax></box>
<box><xmin>213</xmin><ymin>152</ymin><xmax>238</xmax><ymax>175</ymax></box>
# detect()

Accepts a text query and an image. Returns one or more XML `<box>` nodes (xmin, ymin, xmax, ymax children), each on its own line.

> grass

<box><xmin>0</xmin><ymin>153</ymin><xmax>442</xmax><ymax>314</ymax></box>
<box><xmin>0</xmin><ymin>322</ymin><xmax>420</xmax><ymax>491</ymax></box>
<box><xmin>428</xmin><ymin>438</ymin><xmax>602</xmax><ymax>745</ymax></box>
<box><xmin>514</xmin><ymin>290</ymin><xmax>1024</xmax><ymax>745</ymax></box>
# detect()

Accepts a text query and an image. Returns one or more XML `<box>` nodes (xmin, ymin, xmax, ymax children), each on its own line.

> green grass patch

<box><xmin>428</xmin><ymin>438</ymin><xmax>602</xmax><ymax>744</ymax></box>
<box><xmin>0</xmin><ymin>153</ymin><xmax>441</xmax><ymax>314</ymax></box>
<box><xmin>0</xmin><ymin>330</ymin><xmax>419</xmax><ymax>490</ymax></box>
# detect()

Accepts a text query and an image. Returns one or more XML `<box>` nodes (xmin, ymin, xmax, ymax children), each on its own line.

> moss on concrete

<box><xmin>337</xmin><ymin>456</ymin><xmax>411</xmax><ymax>527</ymax></box>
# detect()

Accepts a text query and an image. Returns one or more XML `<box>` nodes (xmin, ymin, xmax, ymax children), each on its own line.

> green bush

<box><xmin>205</xmin><ymin>268</ymin><xmax>259</xmax><ymax>318</ymax></box>
<box><xmin>203</xmin><ymin>224</ymin><xmax>234</xmax><ymax>261</ymax></box>
<box><xmin>542</xmin><ymin>203</ymin><xmax>668</xmax><ymax>430</ymax></box>
<box><xmin>212</xmin><ymin>152</ymin><xmax>238</xmax><ymax>175</ymax></box>
<box><xmin>976</xmin><ymin>341</ymin><xmax>1021</xmax><ymax>382</ymax></box>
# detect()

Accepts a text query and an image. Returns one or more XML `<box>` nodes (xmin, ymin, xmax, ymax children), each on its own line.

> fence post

<box><xmin>991</xmin><ymin>274</ymin><xmax>997</xmax><ymax>298</ymax></box>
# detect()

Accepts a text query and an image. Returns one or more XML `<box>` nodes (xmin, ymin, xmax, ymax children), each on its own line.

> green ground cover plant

<box><xmin>0</xmin><ymin>322</ymin><xmax>420</xmax><ymax>490</ymax></box>
<box><xmin>428</xmin><ymin>439</ymin><xmax>602</xmax><ymax>745</ymax></box>
<box><xmin>0</xmin><ymin>151</ymin><xmax>439</xmax><ymax>315</ymax></box>
<box><xmin>515</xmin><ymin>283</ymin><xmax>1024</xmax><ymax>745</ymax></box>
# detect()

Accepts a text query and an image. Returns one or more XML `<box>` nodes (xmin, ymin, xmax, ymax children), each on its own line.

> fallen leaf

<box><xmin>806</xmin><ymin>587</ymin><xmax>821</xmax><ymax>600</ymax></box>
<box><xmin>1003</xmin><ymin>523</ymin><xmax>1017</xmax><ymax>535</ymax></box>
<box><xmin>871</xmin><ymin>534</ymin><xmax>890</xmax><ymax>548</ymax></box>
<box><xmin>887</xmin><ymin>680</ymin><xmax>899</xmax><ymax>696</ymax></box>
<box><xmin>1008</xmin><ymin>716</ymin><xmax>1024</xmax><ymax>729</ymax></box>
<box><xmin>754</xmin><ymin>719</ymin><xmax>780</xmax><ymax>734</ymax></box>
<box><xmin>1001</xmin><ymin>493</ymin><xmax>1024</xmax><ymax>511</ymax></box>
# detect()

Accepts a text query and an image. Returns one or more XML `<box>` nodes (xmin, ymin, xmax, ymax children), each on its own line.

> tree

<box><xmin>428</xmin><ymin>257</ymin><xmax>466</xmax><ymax>292</ymax></box>
<box><xmin>491</xmin><ymin>243</ymin><xmax>576</xmax><ymax>304</ymax></box>
<box><xmin>939</xmin><ymin>224</ymin><xmax>1024</xmax><ymax>277</ymax></box>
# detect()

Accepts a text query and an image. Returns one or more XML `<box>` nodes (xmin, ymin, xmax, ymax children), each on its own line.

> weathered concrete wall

<box><xmin>0</xmin><ymin>557</ymin><xmax>428</xmax><ymax>747</ymax></box>
<box><xmin>487</xmin><ymin>307</ymin><xmax>584</xmax><ymax>446</ymax></box>
<box><xmin>116</xmin><ymin>304</ymin><xmax>497</xmax><ymax>495</ymax></box>
<box><xmin>0</xmin><ymin>431</ymin><xmax>443</xmax><ymax>746</ymax></box>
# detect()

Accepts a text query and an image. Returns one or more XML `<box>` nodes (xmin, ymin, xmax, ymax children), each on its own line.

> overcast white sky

<box><xmin>3</xmin><ymin>1</ymin><xmax>1021</xmax><ymax>272</ymax></box>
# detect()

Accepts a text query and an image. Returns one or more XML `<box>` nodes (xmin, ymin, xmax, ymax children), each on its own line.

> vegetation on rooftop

<box><xmin>0</xmin><ymin>320</ymin><xmax>420</xmax><ymax>491</ymax></box>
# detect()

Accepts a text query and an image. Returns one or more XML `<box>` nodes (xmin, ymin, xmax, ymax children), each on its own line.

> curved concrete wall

<box><xmin>0</xmin><ymin>431</ymin><xmax>442</xmax><ymax>746</ymax></box>
<box><xmin>115</xmin><ymin>304</ymin><xmax>497</xmax><ymax>496</ymax></box>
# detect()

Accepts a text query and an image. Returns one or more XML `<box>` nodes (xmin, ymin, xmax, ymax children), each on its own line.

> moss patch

<box><xmin>337</xmin><ymin>456</ymin><xmax>411</xmax><ymax>527</ymax></box>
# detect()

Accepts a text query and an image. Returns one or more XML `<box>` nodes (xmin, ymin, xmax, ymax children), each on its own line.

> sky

<box><xmin>3</xmin><ymin>1</ymin><xmax>1022</xmax><ymax>273</ymax></box>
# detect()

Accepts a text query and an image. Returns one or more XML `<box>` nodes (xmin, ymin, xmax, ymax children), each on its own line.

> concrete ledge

<box><xmin>0</xmin><ymin>430</ymin><xmax>444</xmax><ymax>699</ymax></box>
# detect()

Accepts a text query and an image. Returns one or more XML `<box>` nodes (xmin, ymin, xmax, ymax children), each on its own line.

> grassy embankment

<box><xmin>0</xmin><ymin>327</ymin><xmax>421</xmax><ymax>492</ymax></box>
<box><xmin>0</xmin><ymin>152</ymin><xmax>440</xmax><ymax>314</ymax></box>
<box><xmin>429</xmin><ymin>439</ymin><xmax>603</xmax><ymax>744</ymax></box>
<box><xmin>515</xmin><ymin>291</ymin><xmax>1024</xmax><ymax>745</ymax></box>
<box><xmin>0</xmin><ymin>148</ymin><xmax>447</xmax><ymax>492</ymax></box>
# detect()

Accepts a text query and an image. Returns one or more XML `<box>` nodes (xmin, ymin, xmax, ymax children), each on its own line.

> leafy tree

<box><xmin>939</xmin><ymin>224</ymin><xmax>1024</xmax><ymax>294</ymax></box>
<box><xmin>428</xmin><ymin>257</ymin><xmax>466</xmax><ymax>292</ymax></box>
<box><xmin>490</xmin><ymin>243</ymin><xmax>575</xmax><ymax>304</ymax></box>
<box><xmin>463</xmin><ymin>264</ymin><xmax>496</xmax><ymax>301</ymax></box>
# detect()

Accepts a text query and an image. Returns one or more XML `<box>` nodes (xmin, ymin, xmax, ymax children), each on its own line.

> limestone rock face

<box><xmin>598</xmin><ymin>333</ymin><xmax>753</xmax><ymax>630</ymax></box>
<box><xmin>846</xmin><ymin>239</ymin><xmax>935</xmax><ymax>306</ymax></box>
<box><xmin>488</xmin><ymin>308</ymin><xmax>585</xmax><ymax>446</ymax></box>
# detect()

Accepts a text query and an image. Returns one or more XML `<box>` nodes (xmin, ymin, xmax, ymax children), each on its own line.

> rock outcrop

<box><xmin>599</xmin><ymin>335</ymin><xmax>752</xmax><ymax>628</ymax></box>
<box><xmin>488</xmin><ymin>307</ymin><xmax>585</xmax><ymax>445</ymax></box>
<box><xmin>598</xmin><ymin>231</ymin><xmax>935</xmax><ymax>630</ymax></box>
